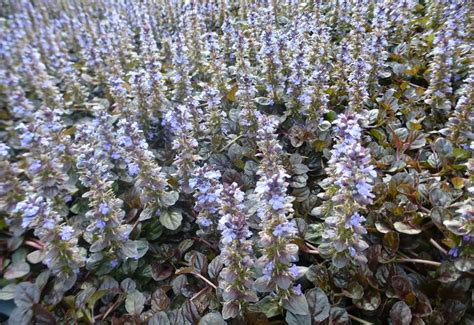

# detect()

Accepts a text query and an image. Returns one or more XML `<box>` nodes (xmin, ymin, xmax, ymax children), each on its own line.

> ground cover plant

<box><xmin>0</xmin><ymin>0</ymin><xmax>473</xmax><ymax>324</ymax></box>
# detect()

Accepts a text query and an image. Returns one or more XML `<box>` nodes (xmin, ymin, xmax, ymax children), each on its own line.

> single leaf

<box><xmin>222</xmin><ymin>301</ymin><xmax>239</xmax><ymax>320</ymax></box>
<box><xmin>4</xmin><ymin>262</ymin><xmax>30</xmax><ymax>280</ymax></box>
<box><xmin>120</xmin><ymin>241</ymin><xmax>139</xmax><ymax>259</ymax></box>
<box><xmin>208</xmin><ymin>256</ymin><xmax>224</xmax><ymax>279</ymax></box>
<box><xmin>285</xmin><ymin>311</ymin><xmax>311</xmax><ymax>325</ymax></box>
<box><xmin>248</xmin><ymin>296</ymin><xmax>280</xmax><ymax>318</ymax></box>
<box><xmin>161</xmin><ymin>191</ymin><xmax>179</xmax><ymax>207</ymax></box>
<box><xmin>138</xmin><ymin>207</ymin><xmax>154</xmax><ymax>221</ymax></box>
<box><xmin>0</xmin><ymin>284</ymin><xmax>17</xmax><ymax>300</ymax></box>
<box><xmin>151</xmin><ymin>288</ymin><xmax>170</xmax><ymax>312</ymax></box>
<box><xmin>306</xmin><ymin>288</ymin><xmax>330</xmax><ymax>322</ymax></box>
<box><xmin>282</xmin><ymin>292</ymin><xmax>310</xmax><ymax>316</ymax></box>
<box><xmin>125</xmin><ymin>290</ymin><xmax>145</xmax><ymax>316</ymax></box>
<box><xmin>26</xmin><ymin>250</ymin><xmax>45</xmax><ymax>264</ymax></box>
<box><xmin>75</xmin><ymin>287</ymin><xmax>96</xmax><ymax>309</ymax></box>
<box><xmin>390</xmin><ymin>301</ymin><xmax>412</xmax><ymax>325</ymax></box>
<box><xmin>152</xmin><ymin>263</ymin><xmax>173</xmax><ymax>281</ymax></box>
<box><xmin>120</xmin><ymin>278</ymin><xmax>137</xmax><ymax>292</ymax></box>
<box><xmin>393</xmin><ymin>222</ymin><xmax>422</xmax><ymax>235</ymax></box>
<box><xmin>342</xmin><ymin>282</ymin><xmax>364</xmax><ymax>300</ymax></box>
<box><xmin>159</xmin><ymin>210</ymin><xmax>183</xmax><ymax>230</ymax></box>
<box><xmin>383</xmin><ymin>231</ymin><xmax>400</xmax><ymax>255</ymax></box>
<box><xmin>8</xmin><ymin>307</ymin><xmax>33</xmax><ymax>325</ymax></box>
<box><xmin>14</xmin><ymin>283</ymin><xmax>40</xmax><ymax>308</ymax></box>
<box><xmin>391</xmin><ymin>276</ymin><xmax>413</xmax><ymax>298</ymax></box>
<box><xmin>354</xmin><ymin>289</ymin><xmax>381</xmax><ymax>311</ymax></box>
<box><xmin>454</xmin><ymin>256</ymin><xmax>474</xmax><ymax>272</ymax></box>
<box><xmin>329</xmin><ymin>307</ymin><xmax>349</xmax><ymax>324</ymax></box>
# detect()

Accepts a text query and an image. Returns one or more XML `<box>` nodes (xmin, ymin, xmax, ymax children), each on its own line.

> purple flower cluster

<box><xmin>190</xmin><ymin>165</ymin><xmax>222</xmax><ymax>232</ymax></box>
<box><xmin>217</xmin><ymin>183</ymin><xmax>256</xmax><ymax>319</ymax></box>
<box><xmin>318</xmin><ymin>111</ymin><xmax>376</xmax><ymax>268</ymax></box>
<box><xmin>163</xmin><ymin>100</ymin><xmax>202</xmax><ymax>193</ymax></box>
<box><xmin>329</xmin><ymin>112</ymin><xmax>376</xmax><ymax>205</ymax></box>
<box><xmin>75</xmin><ymin>113</ymin><xmax>141</xmax><ymax>267</ymax></box>
<box><xmin>424</xmin><ymin>2</ymin><xmax>468</xmax><ymax>114</ymax></box>
<box><xmin>444</xmin><ymin>51</ymin><xmax>474</xmax><ymax>144</ymax></box>
<box><xmin>116</xmin><ymin>119</ymin><xmax>175</xmax><ymax>215</ymax></box>
<box><xmin>253</xmin><ymin>115</ymin><xmax>307</xmax><ymax>310</ymax></box>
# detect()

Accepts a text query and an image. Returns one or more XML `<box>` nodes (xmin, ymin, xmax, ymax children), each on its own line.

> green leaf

<box><xmin>159</xmin><ymin>210</ymin><xmax>183</xmax><ymax>230</ymax></box>
<box><xmin>285</xmin><ymin>311</ymin><xmax>311</xmax><ymax>325</ymax></box>
<box><xmin>342</xmin><ymin>282</ymin><xmax>364</xmax><ymax>300</ymax></box>
<box><xmin>87</xmin><ymin>290</ymin><xmax>108</xmax><ymax>309</ymax></box>
<box><xmin>383</xmin><ymin>231</ymin><xmax>400</xmax><ymax>255</ymax></box>
<box><xmin>390</xmin><ymin>301</ymin><xmax>412</xmax><ymax>325</ymax></box>
<box><xmin>26</xmin><ymin>250</ymin><xmax>45</xmax><ymax>264</ymax></box>
<box><xmin>329</xmin><ymin>307</ymin><xmax>349</xmax><ymax>324</ymax></box>
<box><xmin>248</xmin><ymin>295</ymin><xmax>280</xmax><ymax>318</ymax></box>
<box><xmin>0</xmin><ymin>284</ymin><xmax>17</xmax><ymax>300</ymax></box>
<box><xmin>161</xmin><ymin>191</ymin><xmax>179</xmax><ymax>207</ymax></box>
<box><xmin>135</xmin><ymin>240</ymin><xmax>149</xmax><ymax>259</ymax></box>
<box><xmin>452</xmin><ymin>147</ymin><xmax>471</xmax><ymax>160</ymax></box>
<box><xmin>14</xmin><ymin>283</ymin><xmax>40</xmax><ymax>308</ymax></box>
<box><xmin>121</xmin><ymin>278</ymin><xmax>137</xmax><ymax>292</ymax></box>
<box><xmin>306</xmin><ymin>288</ymin><xmax>330</xmax><ymax>322</ymax></box>
<box><xmin>8</xmin><ymin>307</ymin><xmax>33</xmax><ymax>324</ymax></box>
<box><xmin>282</xmin><ymin>293</ymin><xmax>310</xmax><ymax>316</ymax></box>
<box><xmin>325</xmin><ymin>110</ymin><xmax>337</xmax><ymax>121</ymax></box>
<box><xmin>75</xmin><ymin>287</ymin><xmax>97</xmax><ymax>309</ymax></box>
<box><xmin>4</xmin><ymin>262</ymin><xmax>30</xmax><ymax>280</ymax></box>
<box><xmin>125</xmin><ymin>290</ymin><xmax>145</xmax><ymax>316</ymax></box>
<box><xmin>454</xmin><ymin>256</ymin><xmax>473</xmax><ymax>272</ymax></box>
<box><xmin>120</xmin><ymin>241</ymin><xmax>139</xmax><ymax>259</ymax></box>
<box><xmin>393</xmin><ymin>222</ymin><xmax>422</xmax><ymax>235</ymax></box>
<box><xmin>353</xmin><ymin>289</ymin><xmax>381</xmax><ymax>311</ymax></box>
<box><xmin>254</xmin><ymin>97</ymin><xmax>272</xmax><ymax>106</ymax></box>
<box><xmin>70</xmin><ymin>199</ymin><xmax>89</xmax><ymax>214</ymax></box>
<box><xmin>318</xmin><ymin>121</ymin><xmax>331</xmax><ymax>132</ymax></box>
<box><xmin>139</xmin><ymin>207</ymin><xmax>154</xmax><ymax>221</ymax></box>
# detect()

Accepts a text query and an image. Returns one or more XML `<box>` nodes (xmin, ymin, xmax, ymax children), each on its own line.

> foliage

<box><xmin>0</xmin><ymin>0</ymin><xmax>473</xmax><ymax>324</ymax></box>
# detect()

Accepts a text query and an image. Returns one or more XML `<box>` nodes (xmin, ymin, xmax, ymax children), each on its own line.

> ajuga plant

<box><xmin>1</xmin><ymin>1</ymin><xmax>473</xmax><ymax>324</ymax></box>
<box><xmin>317</xmin><ymin>111</ymin><xmax>376</xmax><ymax>268</ymax></box>
<box><xmin>253</xmin><ymin>115</ymin><xmax>309</xmax><ymax>316</ymax></box>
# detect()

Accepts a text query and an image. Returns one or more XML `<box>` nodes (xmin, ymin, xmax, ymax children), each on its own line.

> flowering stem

<box><xmin>303</xmin><ymin>242</ymin><xmax>320</xmax><ymax>254</ymax></box>
<box><xmin>96</xmin><ymin>297</ymin><xmax>124</xmax><ymax>320</ymax></box>
<box><xmin>190</xmin><ymin>286</ymin><xmax>210</xmax><ymax>301</ymax></box>
<box><xmin>24</xmin><ymin>240</ymin><xmax>45</xmax><ymax>250</ymax></box>
<box><xmin>191</xmin><ymin>272</ymin><xmax>218</xmax><ymax>289</ymax></box>
<box><xmin>429</xmin><ymin>238</ymin><xmax>448</xmax><ymax>255</ymax></box>
<box><xmin>396</xmin><ymin>258</ymin><xmax>441</xmax><ymax>267</ymax></box>
<box><xmin>217</xmin><ymin>134</ymin><xmax>243</xmax><ymax>153</ymax></box>
<box><xmin>348</xmin><ymin>314</ymin><xmax>374</xmax><ymax>325</ymax></box>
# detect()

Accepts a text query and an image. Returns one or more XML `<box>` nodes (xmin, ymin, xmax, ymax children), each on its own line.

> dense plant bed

<box><xmin>0</xmin><ymin>0</ymin><xmax>473</xmax><ymax>324</ymax></box>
